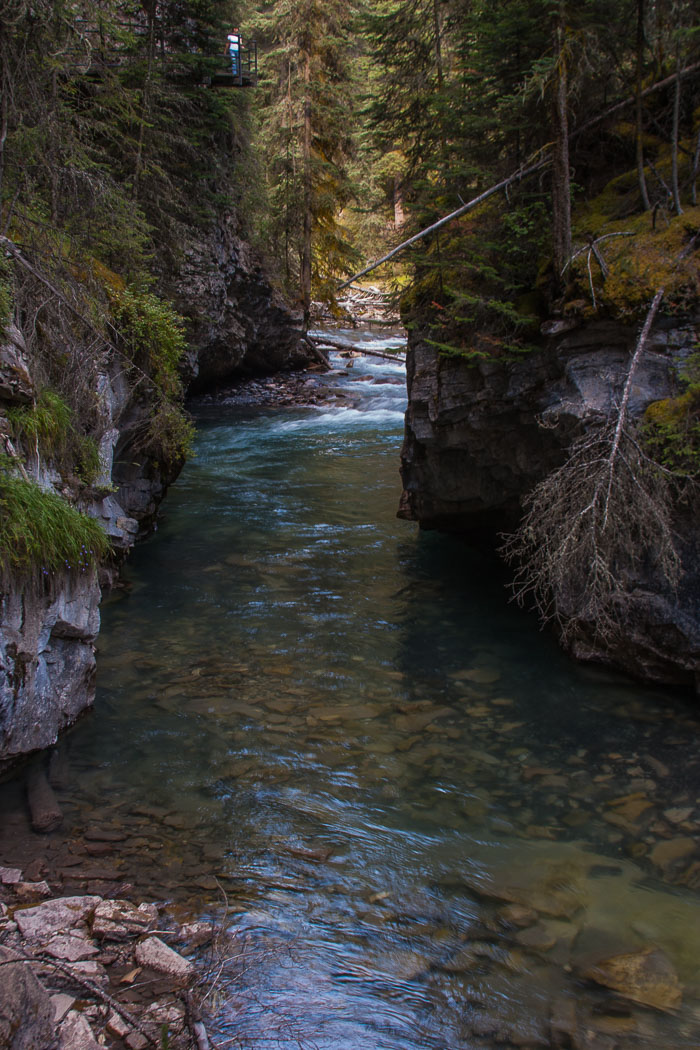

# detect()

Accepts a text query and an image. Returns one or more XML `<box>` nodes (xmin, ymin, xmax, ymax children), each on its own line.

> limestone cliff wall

<box><xmin>171</xmin><ymin>214</ymin><xmax>310</xmax><ymax>391</ymax></box>
<box><xmin>399</xmin><ymin>316</ymin><xmax>700</xmax><ymax>689</ymax></box>
<box><xmin>0</xmin><ymin>222</ymin><xmax>314</xmax><ymax>773</ymax></box>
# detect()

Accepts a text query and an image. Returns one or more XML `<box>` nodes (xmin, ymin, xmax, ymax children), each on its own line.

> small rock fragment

<box><xmin>51</xmin><ymin>993</ymin><xmax>76</xmax><ymax>1023</ymax></box>
<box><xmin>58</xmin><ymin>1010</ymin><xmax>102</xmax><ymax>1050</ymax></box>
<box><xmin>14</xmin><ymin>880</ymin><xmax>52</xmax><ymax>900</ymax></box>
<box><xmin>134</xmin><ymin>936</ymin><xmax>194</xmax><ymax>979</ymax></box>
<box><xmin>126</xmin><ymin>1034</ymin><xmax>149</xmax><ymax>1050</ymax></box>
<box><xmin>106</xmin><ymin>1011</ymin><xmax>131</xmax><ymax>1039</ymax></box>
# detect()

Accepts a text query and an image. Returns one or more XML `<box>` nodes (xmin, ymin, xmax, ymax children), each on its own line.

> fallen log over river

<box><xmin>306</xmin><ymin>334</ymin><xmax>405</xmax><ymax>363</ymax></box>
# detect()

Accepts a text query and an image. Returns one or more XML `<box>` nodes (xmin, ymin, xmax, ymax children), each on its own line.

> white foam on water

<box><xmin>277</xmin><ymin>406</ymin><xmax>405</xmax><ymax>432</ymax></box>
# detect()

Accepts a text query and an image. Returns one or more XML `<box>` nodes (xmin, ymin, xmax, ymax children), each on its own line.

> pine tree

<box><xmin>250</xmin><ymin>0</ymin><xmax>359</xmax><ymax>326</ymax></box>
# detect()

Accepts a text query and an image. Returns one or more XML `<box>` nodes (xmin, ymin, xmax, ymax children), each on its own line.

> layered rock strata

<box><xmin>399</xmin><ymin>316</ymin><xmax>700</xmax><ymax>688</ymax></box>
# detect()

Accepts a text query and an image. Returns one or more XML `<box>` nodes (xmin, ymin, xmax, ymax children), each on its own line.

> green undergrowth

<box><xmin>0</xmin><ymin>457</ymin><xmax>111</xmax><ymax>585</ymax></box>
<box><xmin>110</xmin><ymin>288</ymin><xmax>194</xmax><ymax>467</ymax></box>
<box><xmin>111</xmin><ymin>288</ymin><xmax>187</xmax><ymax>398</ymax></box>
<box><xmin>569</xmin><ymin>160</ymin><xmax>700</xmax><ymax>319</ymax></box>
<box><xmin>643</xmin><ymin>348</ymin><xmax>700</xmax><ymax>478</ymax></box>
<box><xmin>7</xmin><ymin>390</ymin><xmax>101</xmax><ymax>484</ymax></box>
<box><xmin>402</xmin><ymin>194</ymin><xmax>548</xmax><ymax>361</ymax></box>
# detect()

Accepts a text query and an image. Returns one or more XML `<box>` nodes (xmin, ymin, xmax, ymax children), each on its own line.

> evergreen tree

<box><xmin>250</xmin><ymin>0</ymin><xmax>359</xmax><ymax>326</ymax></box>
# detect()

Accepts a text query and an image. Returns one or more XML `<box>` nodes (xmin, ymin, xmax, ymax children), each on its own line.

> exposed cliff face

<box><xmin>0</xmin><ymin>223</ymin><xmax>315</xmax><ymax>773</ymax></box>
<box><xmin>172</xmin><ymin>215</ymin><xmax>311</xmax><ymax>392</ymax></box>
<box><xmin>399</xmin><ymin>316</ymin><xmax>700</xmax><ymax>689</ymax></box>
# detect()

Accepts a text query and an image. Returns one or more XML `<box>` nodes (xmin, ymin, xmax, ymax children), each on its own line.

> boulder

<box><xmin>14</xmin><ymin>895</ymin><xmax>101</xmax><ymax>942</ymax></box>
<box><xmin>92</xmin><ymin>899</ymin><xmax>157</xmax><ymax>941</ymax></box>
<box><xmin>582</xmin><ymin>946</ymin><xmax>682</xmax><ymax>1011</ymax></box>
<box><xmin>0</xmin><ymin>946</ymin><xmax>55</xmax><ymax>1050</ymax></box>
<box><xmin>134</xmin><ymin>936</ymin><xmax>194</xmax><ymax>979</ymax></box>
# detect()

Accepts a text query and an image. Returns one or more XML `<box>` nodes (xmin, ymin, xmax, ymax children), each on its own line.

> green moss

<box><xmin>0</xmin><ymin>457</ymin><xmax>110</xmax><ymax>584</ymax></box>
<box><xmin>0</xmin><ymin>258</ymin><xmax>13</xmax><ymax>339</ymax></box>
<box><xmin>570</xmin><ymin>163</ymin><xmax>700</xmax><ymax>319</ymax></box>
<box><xmin>643</xmin><ymin>350</ymin><xmax>700</xmax><ymax>476</ymax></box>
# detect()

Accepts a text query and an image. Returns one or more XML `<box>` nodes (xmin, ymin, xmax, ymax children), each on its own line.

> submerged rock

<box><xmin>582</xmin><ymin>946</ymin><xmax>682</xmax><ymax>1012</ymax></box>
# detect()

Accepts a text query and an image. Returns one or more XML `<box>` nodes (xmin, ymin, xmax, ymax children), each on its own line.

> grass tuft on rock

<box><xmin>0</xmin><ymin>458</ymin><xmax>110</xmax><ymax>585</ymax></box>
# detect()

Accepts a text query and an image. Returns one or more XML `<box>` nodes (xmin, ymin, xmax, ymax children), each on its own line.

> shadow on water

<box><xmin>2</xmin><ymin>337</ymin><xmax>700</xmax><ymax>1049</ymax></box>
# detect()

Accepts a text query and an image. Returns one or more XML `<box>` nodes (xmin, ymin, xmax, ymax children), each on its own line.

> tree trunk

<box><xmin>0</xmin><ymin>31</ymin><xmax>8</xmax><ymax>202</ymax></box>
<box><xmin>635</xmin><ymin>0</ymin><xmax>651</xmax><ymax>210</ymax></box>
<box><xmin>134</xmin><ymin>9</ymin><xmax>156</xmax><ymax>201</ymax></box>
<box><xmin>551</xmin><ymin>2</ymin><xmax>572</xmax><ymax>283</ymax></box>
<box><xmin>691</xmin><ymin>127</ymin><xmax>700</xmax><ymax>205</ymax></box>
<box><xmin>301</xmin><ymin>46</ymin><xmax>312</xmax><ymax>332</ymax></box>
<box><xmin>671</xmin><ymin>30</ymin><xmax>683</xmax><ymax>215</ymax></box>
<box><xmin>432</xmin><ymin>0</ymin><xmax>444</xmax><ymax>91</ymax></box>
<box><xmin>393</xmin><ymin>176</ymin><xmax>405</xmax><ymax>228</ymax></box>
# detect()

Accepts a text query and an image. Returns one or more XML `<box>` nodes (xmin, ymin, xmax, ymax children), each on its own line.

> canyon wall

<box><xmin>0</xmin><ymin>224</ymin><xmax>313</xmax><ymax>773</ymax></box>
<box><xmin>399</xmin><ymin>316</ymin><xmax>700</xmax><ymax>689</ymax></box>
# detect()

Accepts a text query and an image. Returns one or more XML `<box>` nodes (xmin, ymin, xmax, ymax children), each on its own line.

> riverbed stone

<box><xmin>649</xmin><ymin>837</ymin><xmax>696</xmax><ymax>871</ymax></box>
<box><xmin>582</xmin><ymin>947</ymin><xmax>682</xmax><ymax>1011</ymax></box>
<box><xmin>134</xmin><ymin>936</ymin><xmax>194</xmax><ymax>979</ymax></box>
<box><xmin>14</xmin><ymin>895</ymin><xmax>101</xmax><ymax>941</ymax></box>
<box><xmin>14</xmin><ymin>880</ymin><xmax>52</xmax><ymax>900</ymax></box>
<box><xmin>143</xmin><ymin>999</ymin><xmax>186</xmax><ymax>1032</ymax></box>
<box><xmin>65</xmin><ymin>959</ymin><xmax>109</xmax><ymax>985</ymax></box>
<box><xmin>0</xmin><ymin>946</ymin><xmax>55</xmax><ymax>1050</ymax></box>
<box><xmin>58</xmin><ymin>1010</ymin><xmax>102</xmax><ymax>1050</ymax></box>
<box><xmin>43</xmin><ymin>932</ymin><xmax>100</xmax><ymax>961</ymax></box>
<box><xmin>92</xmin><ymin>898</ymin><xmax>157</xmax><ymax>940</ymax></box>
<box><xmin>663</xmin><ymin>806</ymin><xmax>694</xmax><ymax>825</ymax></box>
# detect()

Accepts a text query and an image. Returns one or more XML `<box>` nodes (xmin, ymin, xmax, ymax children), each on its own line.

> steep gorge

<box><xmin>0</xmin><ymin>216</ymin><xmax>312</xmax><ymax>774</ymax></box>
<box><xmin>399</xmin><ymin>315</ymin><xmax>700</xmax><ymax>689</ymax></box>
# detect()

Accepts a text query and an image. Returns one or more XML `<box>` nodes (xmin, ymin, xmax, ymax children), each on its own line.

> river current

<box><xmin>7</xmin><ymin>331</ymin><xmax>700</xmax><ymax>1048</ymax></box>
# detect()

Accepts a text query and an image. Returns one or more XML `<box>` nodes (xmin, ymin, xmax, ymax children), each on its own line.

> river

<box><xmin>4</xmin><ymin>330</ymin><xmax>700</xmax><ymax>1048</ymax></box>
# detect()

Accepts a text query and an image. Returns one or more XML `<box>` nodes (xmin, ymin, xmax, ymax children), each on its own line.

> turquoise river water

<box><xmin>6</xmin><ymin>332</ymin><xmax>700</xmax><ymax>1049</ymax></box>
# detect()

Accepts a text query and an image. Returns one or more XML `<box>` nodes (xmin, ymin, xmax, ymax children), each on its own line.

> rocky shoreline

<box><xmin>189</xmin><ymin>349</ymin><xmax>402</xmax><ymax>411</ymax></box>
<box><xmin>0</xmin><ymin>875</ymin><xmax>213</xmax><ymax>1050</ymax></box>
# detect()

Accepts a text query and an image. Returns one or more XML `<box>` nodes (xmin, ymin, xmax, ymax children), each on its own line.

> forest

<box><xmin>3</xmin><ymin>0</ymin><xmax>699</xmax><ymax>350</ymax></box>
<box><xmin>1</xmin><ymin>0</ymin><xmax>698</xmax><ymax>637</ymax></box>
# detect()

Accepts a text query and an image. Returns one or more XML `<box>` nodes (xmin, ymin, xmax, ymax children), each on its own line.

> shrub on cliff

<box><xmin>6</xmin><ymin>390</ymin><xmax>101</xmax><ymax>485</ymax></box>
